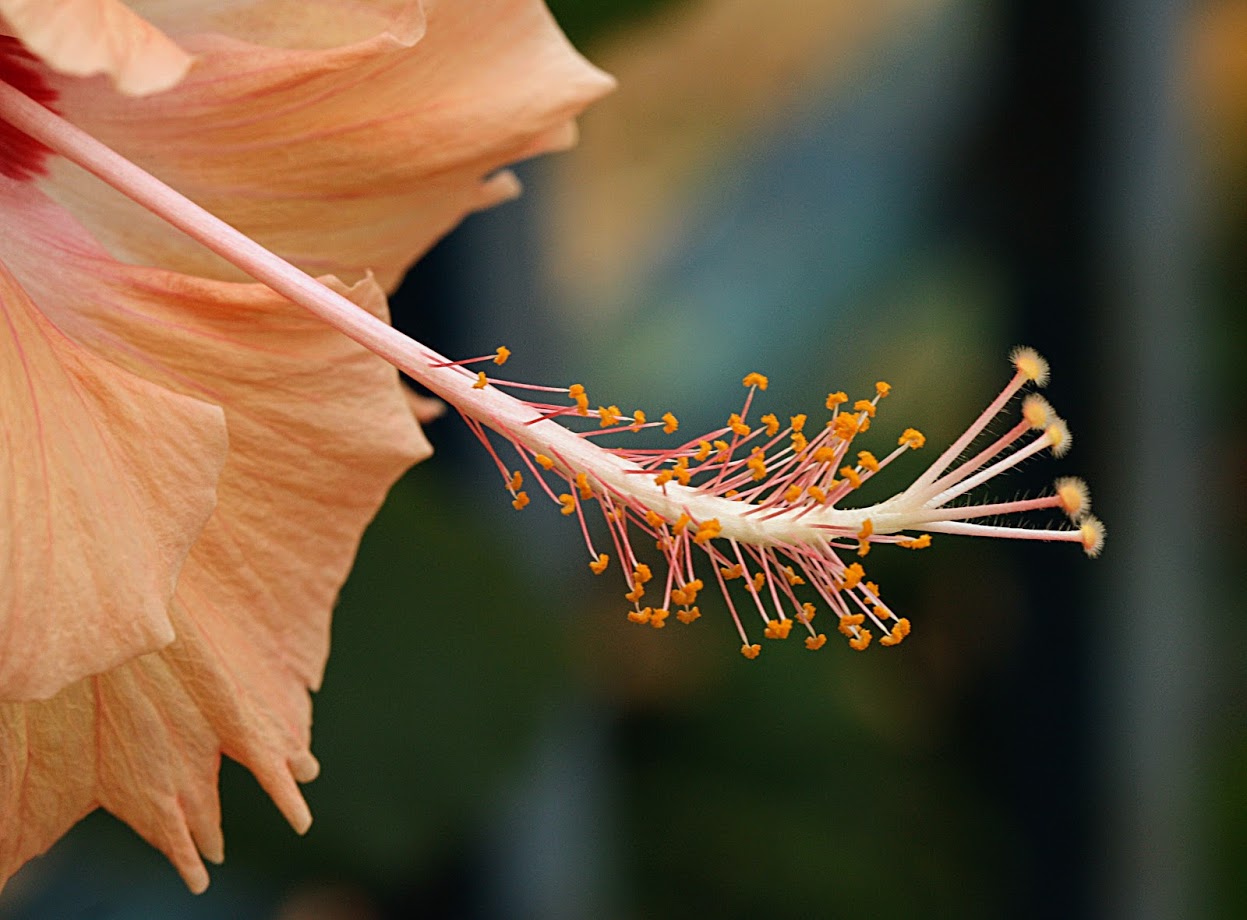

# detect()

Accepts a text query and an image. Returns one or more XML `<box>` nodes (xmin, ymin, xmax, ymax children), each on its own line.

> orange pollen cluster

<box><xmin>458</xmin><ymin>346</ymin><xmax>1100</xmax><ymax>660</ymax></box>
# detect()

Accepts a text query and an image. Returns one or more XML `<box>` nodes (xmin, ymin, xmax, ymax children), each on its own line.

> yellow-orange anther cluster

<box><xmin>838</xmin><ymin>562</ymin><xmax>865</xmax><ymax>590</ymax></box>
<box><xmin>535</xmin><ymin>453</ymin><xmax>555</xmax><ymax>470</ymax></box>
<box><xmin>662</xmin><ymin>411</ymin><xmax>679</xmax><ymax>433</ymax></box>
<box><xmin>875</xmin><ymin>381</ymin><xmax>892</xmax><ymax>397</ymax></box>
<box><xmin>589</xmin><ymin>554</ymin><xmax>610</xmax><ymax>574</ymax></box>
<box><xmin>473</xmin><ymin>371</ymin><xmax>488</xmax><ymax>389</ymax></box>
<box><xmin>853</xmin><ymin>399</ymin><xmax>876</xmax><ymax>418</ymax></box>
<box><xmin>805</xmin><ymin>634</ymin><xmax>828</xmax><ymax>650</ymax></box>
<box><xmin>493</xmin><ymin>346</ymin><xmax>511</xmax><ymax>365</ymax></box>
<box><xmin>568</xmin><ymin>383</ymin><xmax>589</xmax><ymax>416</ymax></box>
<box><xmin>741</xmin><ymin>643</ymin><xmax>762</xmax><ymax>659</ymax></box>
<box><xmin>727</xmin><ymin>413</ymin><xmax>750</xmax><ymax>436</ymax></box>
<box><xmin>511</xmin><ymin>492</ymin><xmax>530</xmax><ymax>510</ymax></box>
<box><xmin>764</xmin><ymin>618</ymin><xmax>793</xmax><ymax>640</ymax></box>
<box><xmin>858</xmin><ymin>451</ymin><xmax>880</xmax><ymax>472</ymax></box>
<box><xmin>839</xmin><ymin>466</ymin><xmax>862</xmax><ymax>490</ymax></box>
<box><xmin>826</xmin><ymin>391</ymin><xmax>848</xmax><ymax>410</ymax></box>
<box><xmin>856</xmin><ymin>518</ymin><xmax>874</xmax><ymax>556</ymax></box>
<box><xmin>508</xmin><ymin>470</ymin><xmax>523</xmax><ymax>491</ymax></box>
<box><xmin>747</xmin><ymin>447</ymin><xmax>768</xmax><ymax>480</ymax></box>
<box><xmin>760</xmin><ymin>413</ymin><xmax>780</xmax><ymax>436</ymax></box>
<box><xmin>693</xmin><ymin>518</ymin><xmax>722</xmax><ymax>544</ymax></box>
<box><xmin>742</xmin><ymin>372</ymin><xmax>769</xmax><ymax>390</ymax></box>
<box><xmin>598</xmin><ymin>405</ymin><xmax>622</xmax><ymax>427</ymax></box>
<box><xmin>879</xmin><ymin>617</ymin><xmax>912</xmax><ymax>647</ymax></box>
<box><xmin>898</xmin><ymin>427</ymin><xmax>926</xmax><ymax>449</ymax></box>
<box><xmin>558</xmin><ymin>493</ymin><xmax>576</xmax><ymax>515</ymax></box>
<box><xmin>898</xmin><ymin>534</ymin><xmax>932</xmax><ymax>550</ymax></box>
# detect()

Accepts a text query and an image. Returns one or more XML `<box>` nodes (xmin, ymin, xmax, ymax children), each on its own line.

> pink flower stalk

<box><xmin>0</xmin><ymin>0</ymin><xmax>1102</xmax><ymax>897</ymax></box>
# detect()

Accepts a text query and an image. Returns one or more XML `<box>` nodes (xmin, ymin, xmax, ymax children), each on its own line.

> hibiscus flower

<box><xmin>0</xmin><ymin>0</ymin><xmax>613</xmax><ymax>893</ymax></box>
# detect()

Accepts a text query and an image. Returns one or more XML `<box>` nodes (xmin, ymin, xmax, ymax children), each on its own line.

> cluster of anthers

<box><xmin>437</xmin><ymin>346</ymin><xmax>1105</xmax><ymax>659</ymax></box>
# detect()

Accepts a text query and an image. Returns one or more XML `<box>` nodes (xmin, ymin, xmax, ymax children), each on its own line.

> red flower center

<box><xmin>0</xmin><ymin>37</ymin><xmax>58</xmax><ymax>181</ymax></box>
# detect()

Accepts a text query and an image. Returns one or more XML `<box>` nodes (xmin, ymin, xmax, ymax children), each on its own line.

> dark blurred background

<box><xmin>3</xmin><ymin>0</ymin><xmax>1243</xmax><ymax>917</ymax></box>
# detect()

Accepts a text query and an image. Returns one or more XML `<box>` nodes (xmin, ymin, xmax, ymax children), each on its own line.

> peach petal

<box><xmin>0</xmin><ymin>0</ymin><xmax>192</xmax><ymax>94</ymax></box>
<box><xmin>0</xmin><ymin>256</ymin><xmax>226</xmax><ymax>701</ymax></box>
<box><xmin>42</xmin><ymin>0</ymin><xmax>614</xmax><ymax>291</ymax></box>
<box><xmin>0</xmin><ymin>182</ymin><xmax>429</xmax><ymax>891</ymax></box>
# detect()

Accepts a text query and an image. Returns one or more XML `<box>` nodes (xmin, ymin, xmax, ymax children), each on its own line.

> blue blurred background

<box><xmin>3</xmin><ymin>0</ymin><xmax>1243</xmax><ymax>917</ymax></box>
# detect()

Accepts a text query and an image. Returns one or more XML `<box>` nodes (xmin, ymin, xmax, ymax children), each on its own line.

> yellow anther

<box><xmin>673</xmin><ymin>513</ymin><xmax>692</xmax><ymax>533</ymax></box>
<box><xmin>558</xmin><ymin>493</ymin><xmax>576</xmax><ymax>516</ymax></box>
<box><xmin>790</xmin><ymin>431</ymin><xmax>808</xmax><ymax>453</ymax></box>
<box><xmin>848</xmin><ymin>629</ymin><xmax>872</xmax><ymax>651</ymax></box>
<box><xmin>598</xmin><ymin>405</ymin><xmax>622</xmax><ymax>427</ymax></box>
<box><xmin>749</xmin><ymin>572</ymin><xmax>765</xmax><ymax>593</ymax></box>
<box><xmin>747</xmin><ymin>447</ymin><xmax>768</xmax><ymax>481</ymax></box>
<box><xmin>898</xmin><ymin>534</ymin><xmax>932</xmax><ymax>550</ymax></box>
<box><xmin>511</xmin><ymin>491</ymin><xmax>530</xmax><ymax>510</ymax></box>
<box><xmin>790</xmin><ymin>413</ymin><xmax>808</xmax><ymax>433</ymax></box>
<box><xmin>493</xmin><ymin>346</ymin><xmax>511</xmax><ymax>365</ymax></box>
<box><xmin>720</xmin><ymin>563</ymin><xmax>744</xmax><ymax>580</ymax></box>
<box><xmin>713</xmin><ymin>439</ymin><xmax>731</xmax><ymax>462</ymax></box>
<box><xmin>839</xmin><ymin>562</ymin><xmax>865</xmax><ymax>591</ymax></box>
<box><xmin>694</xmin><ymin>440</ymin><xmax>712</xmax><ymax>462</ymax></box>
<box><xmin>805</xmin><ymin>633</ymin><xmax>827</xmax><ymax>651</ymax></box>
<box><xmin>627</xmin><ymin>608</ymin><xmax>652</xmax><ymax>625</ymax></box>
<box><xmin>783</xmin><ymin>566</ymin><xmax>806</xmax><ymax>586</ymax></box>
<box><xmin>671</xmin><ymin>580</ymin><xmax>703</xmax><ymax>606</ymax></box>
<box><xmin>674</xmin><ymin>456</ymin><xmax>692</xmax><ymax>486</ymax></box>
<box><xmin>798</xmin><ymin>602</ymin><xmax>817</xmax><ymax>623</ymax></box>
<box><xmin>1022</xmin><ymin>393</ymin><xmax>1053</xmax><ymax>429</ymax></box>
<box><xmin>649</xmin><ymin>608</ymin><xmax>670</xmax><ymax>629</ymax></box>
<box><xmin>853</xmin><ymin>399</ymin><xmax>876</xmax><ymax>418</ymax></box>
<box><xmin>507</xmin><ymin>470</ymin><xmax>523</xmax><ymax>491</ymax></box>
<box><xmin>608</xmin><ymin>507</ymin><xmax>625</xmax><ymax>522</ymax></box>
<box><xmin>812</xmin><ymin>446</ymin><xmax>837</xmax><ymax>463</ymax></box>
<box><xmin>864</xmin><ymin>580</ymin><xmax>880</xmax><ymax>597</ymax></box>
<box><xmin>832</xmin><ymin>414</ymin><xmax>861</xmax><ymax>440</ymax></box>
<box><xmin>589</xmin><ymin>554</ymin><xmax>610</xmax><ymax>575</ymax></box>
<box><xmin>871</xmin><ymin>603</ymin><xmax>891</xmax><ymax>621</ymax></box>
<box><xmin>727</xmin><ymin>413</ymin><xmax>750</xmax><ymax>436</ymax></box>
<box><xmin>859</xmin><ymin>416</ymin><xmax>871</xmax><ymax>433</ymax></box>
<box><xmin>742</xmin><ymin>372</ymin><xmax>769</xmax><ymax>390</ymax></box>
<box><xmin>655</xmin><ymin>536</ymin><xmax>672</xmax><ymax>552</ymax></box>
<box><xmin>840</xmin><ymin>467</ymin><xmax>862</xmax><ymax>490</ymax></box>
<box><xmin>764</xmin><ymin>618</ymin><xmax>792</xmax><ymax>639</ymax></box>
<box><xmin>535</xmin><ymin>453</ymin><xmax>555</xmax><ymax>470</ymax></box>
<box><xmin>568</xmin><ymin>384</ymin><xmax>589</xmax><ymax>416</ymax></box>
<box><xmin>676</xmin><ymin>606</ymin><xmax>702</xmax><ymax>624</ymax></box>
<box><xmin>662</xmin><ymin>411</ymin><xmax>679</xmax><ymax>434</ymax></box>
<box><xmin>838</xmin><ymin>612</ymin><xmax>865</xmax><ymax>636</ymax></box>
<box><xmin>856</xmin><ymin>518</ymin><xmax>874</xmax><ymax>556</ymax></box>
<box><xmin>644</xmin><ymin>509</ymin><xmax>664</xmax><ymax>528</ymax></box>
<box><xmin>898</xmin><ymin>427</ymin><xmax>926</xmax><ymax>449</ymax></box>
<box><xmin>875</xmin><ymin>381</ymin><xmax>891</xmax><ymax>397</ymax></box>
<box><xmin>857</xmin><ymin>451</ymin><xmax>879</xmax><ymax>472</ymax></box>
<box><xmin>634</xmin><ymin>563</ymin><xmax>653</xmax><ymax>584</ymax></box>
<box><xmin>654</xmin><ymin>469</ymin><xmax>675</xmax><ymax>487</ymax></box>
<box><xmin>826</xmin><ymin>391</ymin><xmax>848</xmax><ymax>410</ymax></box>
<box><xmin>625</xmin><ymin>586</ymin><xmax>645</xmax><ymax>603</ymax></box>
<box><xmin>760</xmin><ymin>413</ymin><xmax>780</xmax><ymax>436</ymax></box>
<box><xmin>575</xmin><ymin>472</ymin><xmax>593</xmax><ymax>500</ymax></box>
<box><xmin>693</xmin><ymin>518</ymin><xmax>722</xmax><ymax>544</ymax></box>
<box><xmin>473</xmin><ymin>371</ymin><xmax>488</xmax><ymax>389</ymax></box>
<box><xmin>807</xmin><ymin>485</ymin><xmax>827</xmax><ymax>504</ymax></box>
<box><xmin>741</xmin><ymin>644</ymin><xmax>762</xmax><ymax>660</ymax></box>
<box><xmin>1010</xmin><ymin>345</ymin><xmax>1050</xmax><ymax>386</ymax></box>
<box><xmin>880</xmin><ymin>618</ymin><xmax>910</xmax><ymax>647</ymax></box>
<box><xmin>783</xmin><ymin>484</ymin><xmax>802</xmax><ymax>503</ymax></box>
<box><xmin>725</xmin><ymin>489</ymin><xmax>739</xmax><ymax>498</ymax></box>
<box><xmin>631</xmin><ymin>408</ymin><xmax>647</xmax><ymax>430</ymax></box>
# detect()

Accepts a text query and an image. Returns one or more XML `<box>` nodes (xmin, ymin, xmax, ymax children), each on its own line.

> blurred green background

<box><xmin>3</xmin><ymin>0</ymin><xmax>1243</xmax><ymax>917</ymax></box>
